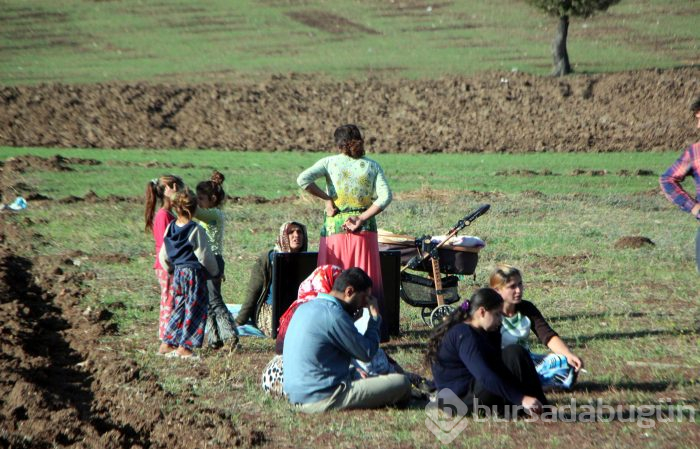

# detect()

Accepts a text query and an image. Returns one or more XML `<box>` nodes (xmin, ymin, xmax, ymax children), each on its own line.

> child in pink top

<box><xmin>144</xmin><ymin>174</ymin><xmax>184</xmax><ymax>354</ymax></box>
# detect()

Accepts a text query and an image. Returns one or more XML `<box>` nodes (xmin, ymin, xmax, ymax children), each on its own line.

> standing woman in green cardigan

<box><xmin>297</xmin><ymin>124</ymin><xmax>392</xmax><ymax>337</ymax></box>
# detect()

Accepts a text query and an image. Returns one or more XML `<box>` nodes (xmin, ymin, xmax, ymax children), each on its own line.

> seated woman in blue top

<box><xmin>426</xmin><ymin>288</ymin><xmax>547</xmax><ymax>416</ymax></box>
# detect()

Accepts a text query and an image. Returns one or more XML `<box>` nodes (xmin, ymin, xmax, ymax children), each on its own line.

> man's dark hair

<box><xmin>691</xmin><ymin>95</ymin><xmax>700</xmax><ymax>114</ymax></box>
<box><xmin>332</xmin><ymin>267</ymin><xmax>372</xmax><ymax>293</ymax></box>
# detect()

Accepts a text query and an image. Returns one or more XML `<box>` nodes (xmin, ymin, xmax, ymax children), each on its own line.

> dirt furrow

<box><xmin>0</xmin><ymin>220</ymin><xmax>253</xmax><ymax>448</ymax></box>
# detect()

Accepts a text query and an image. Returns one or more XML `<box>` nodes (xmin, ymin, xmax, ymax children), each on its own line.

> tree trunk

<box><xmin>551</xmin><ymin>15</ymin><xmax>572</xmax><ymax>76</ymax></box>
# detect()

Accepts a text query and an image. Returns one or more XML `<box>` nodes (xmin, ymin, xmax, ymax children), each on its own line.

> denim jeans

<box><xmin>696</xmin><ymin>227</ymin><xmax>700</xmax><ymax>273</ymax></box>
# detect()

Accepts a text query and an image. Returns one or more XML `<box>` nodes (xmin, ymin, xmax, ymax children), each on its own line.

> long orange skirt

<box><xmin>318</xmin><ymin>230</ymin><xmax>384</xmax><ymax>306</ymax></box>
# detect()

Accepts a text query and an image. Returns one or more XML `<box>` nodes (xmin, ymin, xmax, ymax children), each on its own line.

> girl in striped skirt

<box><xmin>159</xmin><ymin>189</ymin><xmax>219</xmax><ymax>359</ymax></box>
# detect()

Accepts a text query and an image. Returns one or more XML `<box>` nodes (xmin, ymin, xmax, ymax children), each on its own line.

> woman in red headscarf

<box><xmin>275</xmin><ymin>264</ymin><xmax>343</xmax><ymax>355</ymax></box>
<box><xmin>262</xmin><ymin>265</ymin><xmax>342</xmax><ymax>397</ymax></box>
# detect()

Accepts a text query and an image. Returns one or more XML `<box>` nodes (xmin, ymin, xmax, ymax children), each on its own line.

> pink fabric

<box><xmin>152</xmin><ymin>208</ymin><xmax>174</xmax><ymax>270</ymax></box>
<box><xmin>155</xmin><ymin>267</ymin><xmax>174</xmax><ymax>341</ymax></box>
<box><xmin>318</xmin><ymin>231</ymin><xmax>384</xmax><ymax>303</ymax></box>
<box><xmin>276</xmin><ymin>264</ymin><xmax>342</xmax><ymax>346</ymax></box>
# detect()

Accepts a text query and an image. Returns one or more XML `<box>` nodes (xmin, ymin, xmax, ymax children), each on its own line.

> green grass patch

<box><xmin>0</xmin><ymin>146</ymin><xmax>683</xmax><ymax>199</ymax></box>
<box><xmin>1</xmin><ymin>0</ymin><xmax>698</xmax><ymax>85</ymax></box>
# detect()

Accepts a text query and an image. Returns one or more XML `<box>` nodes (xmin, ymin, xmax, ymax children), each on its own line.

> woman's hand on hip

<box><xmin>325</xmin><ymin>199</ymin><xmax>338</xmax><ymax>217</ymax></box>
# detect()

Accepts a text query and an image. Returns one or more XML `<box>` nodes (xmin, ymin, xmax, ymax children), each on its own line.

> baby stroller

<box><xmin>378</xmin><ymin>204</ymin><xmax>490</xmax><ymax>327</ymax></box>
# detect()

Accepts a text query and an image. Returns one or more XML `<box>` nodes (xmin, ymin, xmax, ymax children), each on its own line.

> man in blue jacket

<box><xmin>283</xmin><ymin>267</ymin><xmax>411</xmax><ymax>413</ymax></box>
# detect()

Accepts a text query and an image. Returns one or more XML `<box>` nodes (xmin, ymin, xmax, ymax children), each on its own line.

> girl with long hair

<box><xmin>490</xmin><ymin>264</ymin><xmax>583</xmax><ymax>389</ymax></box>
<box><xmin>159</xmin><ymin>189</ymin><xmax>219</xmax><ymax>358</ymax></box>
<box><xmin>144</xmin><ymin>174</ymin><xmax>184</xmax><ymax>354</ymax></box>
<box><xmin>426</xmin><ymin>288</ymin><xmax>547</xmax><ymax>416</ymax></box>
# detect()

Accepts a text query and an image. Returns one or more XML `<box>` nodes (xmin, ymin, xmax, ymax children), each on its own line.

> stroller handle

<box><xmin>467</xmin><ymin>204</ymin><xmax>490</xmax><ymax>222</ymax></box>
<box><xmin>402</xmin><ymin>203</ymin><xmax>490</xmax><ymax>272</ymax></box>
<box><xmin>448</xmin><ymin>204</ymin><xmax>490</xmax><ymax>235</ymax></box>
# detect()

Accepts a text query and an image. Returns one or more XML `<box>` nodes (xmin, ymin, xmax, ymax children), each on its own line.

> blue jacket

<box><xmin>283</xmin><ymin>293</ymin><xmax>381</xmax><ymax>404</ymax></box>
<box><xmin>158</xmin><ymin>221</ymin><xmax>219</xmax><ymax>277</ymax></box>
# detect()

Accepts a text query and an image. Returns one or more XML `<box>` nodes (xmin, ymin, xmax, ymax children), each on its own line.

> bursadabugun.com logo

<box><xmin>426</xmin><ymin>389</ymin><xmax>696</xmax><ymax>442</ymax></box>
<box><xmin>424</xmin><ymin>389</ymin><xmax>470</xmax><ymax>444</ymax></box>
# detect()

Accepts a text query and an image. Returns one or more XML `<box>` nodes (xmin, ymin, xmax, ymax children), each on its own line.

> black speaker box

<box><xmin>270</xmin><ymin>251</ymin><xmax>401</xmax><ymax>341</ymax></box>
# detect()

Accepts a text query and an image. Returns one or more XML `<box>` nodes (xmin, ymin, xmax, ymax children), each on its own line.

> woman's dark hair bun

<box><xmin>211</xmin><ymin>170</ymin><xmax>225</xmax><ymax>185</ymax></box>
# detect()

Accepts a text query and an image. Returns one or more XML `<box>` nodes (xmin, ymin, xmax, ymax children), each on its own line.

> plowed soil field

<box><xmin>2</xmin><ymin>67</ymin><xmax>699</xmax><ymax>153</ymax></box>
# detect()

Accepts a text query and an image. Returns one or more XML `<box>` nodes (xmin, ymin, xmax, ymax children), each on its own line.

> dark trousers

<box><xmin>696</xmin><ymin>227</ymin><xmax>700</xmax><ymax>273</ymax></box>
<box><xmin>206</xmin><ymin>255</ymin><xmax>238</xmax><ymax>347</ymax></box>
<box><xmin>207</xmin><ymin>255</ymin><xmax>226</xmax><ymax>315</ymax></box>
<box><xmin>462</xmin><ymin>345</ymin><xmax>547</xmax><ymax>416</ymax></box>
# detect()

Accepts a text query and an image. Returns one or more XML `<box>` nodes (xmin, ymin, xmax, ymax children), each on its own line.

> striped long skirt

<box><xmin>163</xmin><ymin>266</ymin><xmax>208</xmax><ymax>350</ymax></box>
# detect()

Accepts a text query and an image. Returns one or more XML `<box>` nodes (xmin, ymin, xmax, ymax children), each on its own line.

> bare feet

<box><xmin>164</xmin><ymin>347</ymin><xmax>200</xmax><ymax>360</ymax></box>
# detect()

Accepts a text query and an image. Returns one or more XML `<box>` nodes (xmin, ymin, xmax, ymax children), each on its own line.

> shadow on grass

<box><xmin>573</xmin><ymin>380</ymin><xmax>683</xmax><ymax>394</ymax></box>
<box><xmin>569</xmin><ymin>327</ymin><xmax>699</xmax><ymax>346</ymax></box>
<box><xmin>384</xmin><ymin>328</ymin><xmax>434</xmax><ymax>352</ymax></box>
<box><xmin>384</xmin><ymin>341</ymin><xmax>430</xmax><ymax>352</ymax></box>
<box><xmin>397</xmin><ymin>328</ymin><xmax>433</xmax><ymax>339</ymax></box>
<box><xmin>548</xmin><ymin>312</ymin><xmax>648</xmax><ymax>323</ymax></box>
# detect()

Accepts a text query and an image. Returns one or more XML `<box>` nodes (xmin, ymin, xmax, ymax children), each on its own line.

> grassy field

<box><xmin>2</xmin><ymin>147</ymin><xmax>699</xmax><ymax>447</ymax></box>
<box><xmin>0</xmin><ymin>146</ymin><xmax>682</xmax><ymax>199</ymax></box>
<box><xmin>1</xmin><ymin>0</ymin><xmax>699</xmax><ymax>85</ymax></box>
<box><xmin>2</xmin><ymin>0</ymin><xmax>700</xmax><ymax>446</ymax></box>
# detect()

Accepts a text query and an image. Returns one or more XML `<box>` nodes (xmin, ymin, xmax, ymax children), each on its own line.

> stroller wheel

<box><xmin>430</xmin><ymin>305</ymin><xmax>454</xmax><ymax>328</ymax></box>
<box><xmin>421</xmin><ymin>307</ymin><xmax>433</xmax><ymax>326</ymax></box>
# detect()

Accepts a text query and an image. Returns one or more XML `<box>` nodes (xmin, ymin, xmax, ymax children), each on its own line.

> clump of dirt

<box><xmin>228</xmin><ymin>194</ymin><xmax>271</xmax><ymax>205</ymax></box>
<box><xmin>57</xmin><ymin>195</ymin><xmax>84</xmax><ymax>204</ymax></box>
<box><xmin>495</xmin><ymin>169</ymin><xmax>554</xmax><ymax>176</ymax></box>
<box><xmin>614</xmin><ymin>236</ymin><xmax>655</xmax><ymax>249</ymax></box>
<box><xmin>0</xmin><ymin>154</ymin><xmax>102</xmax><ymax>204</ymax></box>
<box><xmin>571</xmin><ymin>169</ymin><xmax>608</xmax><ymax>176</ymax></box>
<box><xmin>48</xmin><ymin>190</ymin><xmax>139</xmax><ymax>205</ymax></box>
<box><xmin>94</xmin><ymin>253</ymin><xmax>132</xmax><ymax>264</ymax></box>
<box><xmin>286</xmin><ymin>10</ymin><xmax>379</xmax><ymax>35</ymax></box>
<box><xmin>1</xmin><ymin>154</ymin><xmax>100</xmax><ymax>173</ymax></box>
<box><xmin>226</xmin><ymin>193</ymin><xmax>299</xmax><ymax>205</ymax></box>
<box><xmin>1</xmin><ymin>67</ymin><xmax>698</xmax><ymax>152</ymax></box>
<box><xmin>617</xmin><ymin>169</ymin><xmax>656</xmax><ymax>176</ymax></box>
